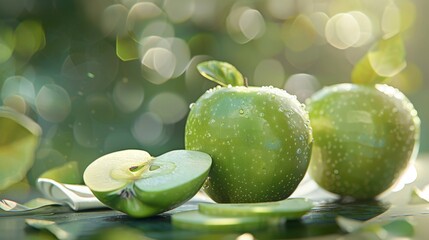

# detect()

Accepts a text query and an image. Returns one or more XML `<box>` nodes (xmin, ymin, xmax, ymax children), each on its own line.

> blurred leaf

<box><xmin>382</xmin><ymin>218</ymin><xmax>414</xmax><ymax>237</ymax></box>
<box><xmin>352</xmin><ymin>35</ymin><xmax>406</xmax><ymax>85</ymax></box>
<box><xmin>90</xmin><ymin>227</ymin><xmax>154</xmax><ymax>240</ymax></box>
<box><xmin>336</xmin><ymin>216</ymin><xmax>414</xmax><ymax>238</ymax></box>
<box><xmin>409</xmin><ymin>187</ymin><xmax>429</xmax><ymax>204</ymax></box>
<box><xmin>0</xmin><ymin>107</ymin><xmax>41</xmax><ymax>191</ymax></box>
<box><xmin>116</xmin><ymin>34</ymin><xmax>139</xmax><ymax>61</ymax></box>
<box><xmin>0</xmin><ymin>24</ymin><xmax>15</xmax><ymax>63</ymax></box>
<box><xmin>197</xmin><ymin>61</ymin><xmax>246</xmax><ymax>87</ymax></box>
<box><xmin>336</xmin><ymin>216</ymin><xmax>364</xmax><ymax>233</ymax></box>
<box><xmin>14</xmin><ymin>20</ymin><xmax>45</xmax><ymax>57</ymax></box>
<box><xmin>26</xmin><ymin>218</ymin><xmax>76</xmax><ymax>240</ymax></box>
<box><xmin>0</xmin><ymin>198</ymin><xmax>59</xmax><ymax>212</ymax></box>
<box><xmin>0</xmin><ymin>197</ymin><xmax>70</xmax><ymax>217</ymax></box>
<box><xmin>368</xmin><ymin>35</ymin><xmax>406</xmax><ymax>77</ymax></box>
<box><xmin>351</xmin><ymin>55</ymin><xmax>385</xmax><ymax>85</ymax></box>
<box><xmin>40</xmin><ymin>161</ymin><xmax>82</xmax><ymax>184</ymax></box>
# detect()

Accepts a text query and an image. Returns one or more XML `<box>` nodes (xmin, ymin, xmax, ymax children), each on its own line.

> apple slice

<box><xmin>83</xmin><ymin>149</ymin><xmax>212</xmax><ymax>218</ymax></box>
<box><xmin>172</xmin><ymin>210</ymin><xmax>270</xmax><ymax>231</ymax></box>
<box><xmin>199</xmin><ymin>198</ymin><xmax>313</xmax><ymax>218</ymax></box>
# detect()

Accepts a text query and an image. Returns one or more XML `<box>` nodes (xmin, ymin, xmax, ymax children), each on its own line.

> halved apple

<box><xmin>83</xmin><ymin>149</ymin><xmax>212</xmax><ymax>218</ymax></box>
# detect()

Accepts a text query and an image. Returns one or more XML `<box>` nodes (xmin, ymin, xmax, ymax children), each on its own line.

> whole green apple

<box><xmin>307</xmin><ymin>83</ymin><xmax>420</xmax><ymax>199</ymax></box>
<box><xmin>185</xmin><ymin>61</ymin><xmax>313</xmax><ymax>203</ymax></box>
<box><xmin>83</xmin><ymin>149</ymin><xmax>211</xmax><ymax>217</ymax></box>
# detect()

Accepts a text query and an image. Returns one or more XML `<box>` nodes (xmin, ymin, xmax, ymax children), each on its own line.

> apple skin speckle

<box><xmin>185</xmin><ymin>86</ymin><xmax>313</xmax><ymax>203</ymax></box>
<box><xmin>307</xmin><ymin>83</ymin><xmax>420</xmax><ymax>199</ymax></box>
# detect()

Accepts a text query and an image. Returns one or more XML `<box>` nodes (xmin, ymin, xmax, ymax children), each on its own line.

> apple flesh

<box><xmin>172</xmin><ymin>210</ymin><xmax>270</xmax><ymax>231</ymax></box>
<box><xmin>83</xmin><ymin>149</ymin><xmax>212</xmax><ymax>218</ymax></box>
<box><xmin>172</xmin><ymin>198</ymin><xmax>313</xmax><ymax>231</ymax></box>
<box><xmin>198</xmin><ymin>198</ymin><xmax>313</xmax><ymax>218</ymax></box>
<box><xmin>185</xmin><ymin>86</ymin><xmax>313</xmax><ymax>203</ymax></box>
<box><xmin>307</xmin><ymin>83</ymin><xmax>420</xmax><ymax>199</ymax></box>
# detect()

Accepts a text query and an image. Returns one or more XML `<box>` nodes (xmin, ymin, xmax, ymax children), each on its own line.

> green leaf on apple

<box><xmin>197</xmin><ymin>60</ymin><xmax>246</xmax><ymax>87</ymax></box>
<box><xmin>0</xmin><ymin>107</ymin><xmax>41</xmax><ymax>191</ymax></box>
<box><xmin>199</xmin><ymin>198</ymin><xmax>313</xmax><ymax>218</ymax></box>
<box><xmin>352</xmin><ymin>34</ymin><xmax>406</xmax><ymax>85</ymax></box>
<box><xmin>83</xmin><ymin>149</ymin><xmax>211</xmax><ymax>218</ymax></box>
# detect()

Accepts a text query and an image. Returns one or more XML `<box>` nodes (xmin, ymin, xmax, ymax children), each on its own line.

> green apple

<box><xmin>185</xmin><ymin>61</ymin><xmax>313</xmax><ymax>203</ymax></box>
<box><xmin>199</xmin><ymin>198</ymin><xmax>313</xmax><ymax>218</ymax></box>
<box><xmin>307</xmin><ymin>83</ymin><xmax>420</xmax><ymax>199</ymax></box>
<box><xmin>83</xmin><ymin>149</ymin><xmax>211</xmax><ymax>218</ymax></box>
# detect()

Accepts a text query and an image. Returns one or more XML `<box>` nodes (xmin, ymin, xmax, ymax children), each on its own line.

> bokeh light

<box><xmin>284</xmin><ymin>73</ymin><xmax>321</xmax><ymax>103</ymax></box>
<box><xmin>149</xmin><ymin>92</ymin><xmax>188</xmax><ymax>125</ymax></box>
<box><xmin>35</xmin><ymin>84</ymin><xmax>71</xmax><ymax>123</ymax></box>
<box><xmin>132</xmin><ymin>112</ymin><xmax>165</xmax><ymax>146</ymax></box>
<box><xmin>0</xmin><ymin>0</ymin><xmax>427</xmax><ymax>187</ymax></box>
<box><xmin>253</xmin><ymin>59</ymin><xmax>285</xmax><ymax>88</ymax></box>
<box><xmin>113</xmin><ymin>77</ymin><xmax>144</xmax><ymax>113</ymax></box>
<box><xmin>227</xmin><ymin>6</ymin><xmax>266</xmax><ymax>44</ymax></box>
<box><xmin>325</xmin><ymin>13</ymin><xmax>361</xmax><ymax>49</ymax></box>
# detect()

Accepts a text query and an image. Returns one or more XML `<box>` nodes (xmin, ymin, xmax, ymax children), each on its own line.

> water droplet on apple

<box><xmin>227</xmin><ymin>84</ymin><xmax>232</xmax><ymax>88</ymax></box>
<box><xmin>259</xmin><ymin>113</ymin><xmax>264</xmax><ymax>117</ymax></box>
<box><xmin>239</xmin><ymin>109</ymin><xmax>244</xmax><ymax>115</ymax></box>
<box><xmin>189</xmin><ymin>103</ymin><xmax>195</xmax><ymax>109</ymax></box>
<box><xmin>296</xmin><ymin>148</ymin><xmax>302</xmax><ymax>154</ymax></box>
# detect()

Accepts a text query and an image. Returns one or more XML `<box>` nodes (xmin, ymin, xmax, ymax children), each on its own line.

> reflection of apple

<box><xmin>307</xmin><ymin>84</ymin><xmax>420</xmax><ymax>199</ymax></box>
<box><xmin>185</xmin><ymin>61</ymin><xmax>313</xmax><ymax>203</ymax></box>
<box><xmin>83</xmin><ymin>149</ymin><xmax>211</xmax><ymax>217</ymax></box>
<box><xmin>0</xmin><ymin>107</ymin><xmax>41</xmax><ymax>190</ymax></box>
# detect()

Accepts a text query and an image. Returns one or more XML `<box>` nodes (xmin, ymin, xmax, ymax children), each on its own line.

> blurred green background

<box><xmin>0</xmin><ymin>0</ymin><xmax>427</xmax><ymax>195</ymax></box>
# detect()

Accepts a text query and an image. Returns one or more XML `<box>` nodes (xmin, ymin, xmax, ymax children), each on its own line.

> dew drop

<box><xmin>296</xmin><ymin>148</ymin><xmax>302</xmax><ymax>154</ymax></box>
<box><xmin>189</xmin><ymin>103</ymin><xmax>195</xmax><ymax>109</ymax></box>
<box><xmin>239</xmin><ymin>109</ymin><xmax>244</xmax><ymax>115</ymax></box>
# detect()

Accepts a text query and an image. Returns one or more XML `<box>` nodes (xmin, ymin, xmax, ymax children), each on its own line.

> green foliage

<box><xmin>197</xmin><ymin>61</ymin><xmax>246</xmax><ymax>87</ymax></box>
<box><xmin>0</xmin><ymin>107</ymin><xmax>41</xmax><ymax>191</ymax></box>
<box><xmin>352</xmin><ymin>35</ymin><xmax>407</xmax><ymax>85</ymax></box>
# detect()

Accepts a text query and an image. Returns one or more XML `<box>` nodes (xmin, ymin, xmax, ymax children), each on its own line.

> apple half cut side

<box><xmin>83</xmin><ymin>149</ymin><xmax>212</xmax><ymax>218</ymax></box>
<box><xmin>199</xmin><ymin>198</ymin><xmax>313</xmax><ymax>218</ymax></box>
<box><xmin>172</xmin><ymin>210</ymin><xmax>270</xmax><ymax>232</ymax></box>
